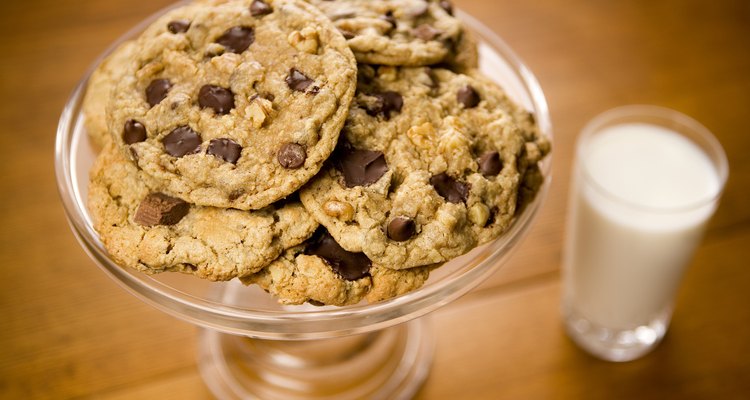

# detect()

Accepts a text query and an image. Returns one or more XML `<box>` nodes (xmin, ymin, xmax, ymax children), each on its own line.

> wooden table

<box><xmin>1</xmin><ymin>0</ymin><xmax>749</xmax><ymax>398</ymax></box>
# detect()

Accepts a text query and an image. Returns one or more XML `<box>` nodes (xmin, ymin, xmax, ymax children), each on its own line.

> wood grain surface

<box><xmin>1</xmin><ymin>0</ymin><xmax>749</xmax><ymax>399</ymax></box>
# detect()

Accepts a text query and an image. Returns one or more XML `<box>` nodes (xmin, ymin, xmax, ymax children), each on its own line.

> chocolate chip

<box><xmin>250</xmin><ymin>0</ymin><xmax>273</xmax><ymax>16</ymax></box>
<box><xmin>430</xmin><ymin>173</ymin><xmax>469</xmax><ymax>203</ymax></box>
<box><xmin>381</xmin><ymin>11</ymin><xmax>397</xmax><ymax>30</ymax></box>
<box><xmin>123</xmin><ymin>119</ymin><xmax>147</xmax><ymax>144</ymax></box>
<box><xmin>167</xmin><ymin>20</ymin><xmax>190</xmax><ymax>34</ymax></box>
<box><xmin>412</xmin><ymin>24</ymin><xmax>441</xmax><ymax>41</ymax></box>
<box><xmin>439</xmin><ymin>0</ymin><xmax>454</xmax><ymax>15</ymax></box>
<box><xmin>285</xmin><ymin>68</ymin><xmax>314</xmax><ymax>92</ymax></box>
<box><xmin>305</xmin><ymin>230</ymin><xmax>371</xmax><ymax>281</ymax></box>
<box><xmin>146</xmin><ymin>79</ymin><xmax>172</xmax><ymax>107</ymax></box>
<box><xmin>387</xmin><ymin>217</ymin><xmax>416</xmax><ymax>241</ymax></box>
<box><xmin>207</xmin><ymin>138</ymin><xmax>242</xmax><ymax>164</ymax></box>
<box><xmin>364</xmin><ymin>91</ymin><xmax>403</xmax><ymax>120</ymax></box>
<box><xmin>457</xmin><ymin>85</ymin><xmax>481</xmax><ymax>108</ymax></box>
<box><xmin>215</xmin><ymin>26</ymin><xmax>255</xmax><ymax>53</ymax></box>
<box><xmin>478</xmin><ymin>151</ymin><xmax>503</xmax><ymax>177</ymax></box>
<box><xmin>198</xmin><ymin>85</ymin><xmax>235</xmax><ymax>115</ymax></box>
<box><xmin>134</xmin><ymin>193</ymin><xmax>190</xmax><ymax>227</ymax></box>
<box><xmin>162</xmin><ymin>126</ymin><xmax>202</xmax><ymax>157</ymax></box>
<box><xmin>339</xmin><ymin>29</ymin><xmax>356</xmax><ymax>39</ymax></box>
<box><xmin>334</xmin><ymin>144</ymin><xmax>388</xmax><ymax>187</ymax></box>
<box><xmin>277</xmin><ymin>143</ymin><xmax>306</xmax><ymax>169</ymax></box>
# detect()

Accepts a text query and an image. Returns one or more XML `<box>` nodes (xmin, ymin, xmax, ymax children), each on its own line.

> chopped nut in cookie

<box><xmin>287</xmin><ymin>27</ymin><xmax>320</xmax><ymax>54</ymax></box>
<box><xmin>323</xmin><ymin>200</ymin><xmax>355</xmax><ymax>222</ymax></box>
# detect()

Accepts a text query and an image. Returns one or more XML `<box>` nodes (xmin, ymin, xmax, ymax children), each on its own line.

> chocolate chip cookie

<box><xmin>241</xmin><ymin>229</ymin><xmax>433</xmax><ymax>305</ymax></box>
<box><xmin>307</xmin><ymin>0</ymin><xmax>476</xmax><ymax>67</ymax></box>
<box><xmin>82</xmin><ymin>40</ymin><xmax>137</xmax><ymax>148</ymax></box>
<box><xmin>300</xmin><ymin>66</ymin><xmax>550</xmax><ymax>269</ymax></box>
<box><xmin>88</xmin><ymin>142</ymin><xmax>319</xmax><ymax>281</ymax></box>
<box><xmin>107</xmin><ymin>0</ymin><xmax>357</xmax><ymax>210</ymax></box>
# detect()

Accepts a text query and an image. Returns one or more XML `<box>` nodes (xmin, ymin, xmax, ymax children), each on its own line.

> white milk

<box><xmin>564</xmin><ymin>123</ymin><xmax>721</xmax><ymax>330</ymax></box>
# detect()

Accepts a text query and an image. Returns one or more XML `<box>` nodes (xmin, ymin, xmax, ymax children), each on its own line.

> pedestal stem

<box><xmin>198</xmin><ymin>318</ymin><xmax>434</xmax><ymax>400</ymax></box>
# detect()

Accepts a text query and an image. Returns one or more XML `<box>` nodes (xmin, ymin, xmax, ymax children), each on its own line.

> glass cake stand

<box><xmin>55</xmin><ymin>4</ymin><xmax>552</xmax><ymax>399</ymax></box>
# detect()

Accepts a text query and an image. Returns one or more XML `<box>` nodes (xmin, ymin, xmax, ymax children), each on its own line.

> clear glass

<box><xmin>55</xmin><ymin>4</ymin><xmax>552</xmax><ymax>399</ymax></box>
<box><xmin>562</xmin><ymin>105</ymin><xmax>728</xmax><ymax>362</ymax></box>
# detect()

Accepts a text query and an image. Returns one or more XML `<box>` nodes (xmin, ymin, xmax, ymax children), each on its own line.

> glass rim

<box><xmin>577</xmin><ymin>104</ymin><xmax>728</xmax><ymax>214</ymax></box>
<box><xmin>54</xmin><ymin>3</ymin><xmax>553</xmax><ymax>338</ymax></box>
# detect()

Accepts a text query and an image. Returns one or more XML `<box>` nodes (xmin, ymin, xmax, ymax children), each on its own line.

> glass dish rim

<box><xmin>54</xmin><ymin>3</ymin><xmax>553</xmax><ymax>338</ymax></box>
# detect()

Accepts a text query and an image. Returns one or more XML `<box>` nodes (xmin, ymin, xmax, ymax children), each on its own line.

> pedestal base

<box><xmin>198</xmin><ymin>318</ymin><xmax>434</xmax><ymax>399</ymax></box>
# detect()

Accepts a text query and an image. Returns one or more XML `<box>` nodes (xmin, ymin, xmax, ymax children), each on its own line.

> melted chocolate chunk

<box><xmin>334</xmin><ymin>143</ymin><xmax>388</xmax><ymax>187</ymax></box>
<box><xmin>439</xmin><ymin>0</ymin><xmax>454</xmax><ymax>15</ymax></box>
<box><xmin>215</xmin><ymin>26</ymin><xmax>255</xmax><ymax>53</ymax></box>
<box><xmin>285</xmin><ymin>68</ymin><xmax>314</xmax><ymax>92</ymax></box>
<box><xmin>457</xmin><ymin>85</ymin><xmax>481</xmax><ymax>108</ymax></box>
<box><xmin>364</xmin><ymin>91</ymin><xmax>403</xmax><ymax>120</ymax></box>
<box><xmin>146</xmin><ymin>79</ymin><xmax>171</xmax><ymax>107</ymax></box>
<box><xmin>134</xmin><ymin>193</ymin><xmax>189</xmax><ymax>227</ymax></box>
<box><xmin>305</xmin><ymin>230</ymin><xmax>371</xmax><ymax>281</ymax></box>
<box><xmin>412</xmin><ymin>24</ymin><xmax>441</xmax><ymax>41</ymax></box>
<box><xmin>250</xmin><ymin>0</ymin><xmax>273</xmax><ymax>16</ymax></box>
<box><xmin>167</xmin><ymin>20</ymin><xmax>190</xmax><ymax>34</ymax></box>
<box><xmin>277</xmin><ymin>143</ymin><xmax>306</xmax><ymax>169</ymax></box>
<box><xmin>198</xmin><ymin>85</ymin><xmax>235</xmax><ymax>115</ymax></box>
<box><xmin>207</xmin><ymin>138</ymin><xmax>242</xmax><ymax>164</ymax></box>
<box><xmin>478</xmin><ymin>151</ymin><xmax>503</xmax><ymax>177</ymax></box>
<box><xmin>430</xmin><ymin>173</ymin><xmax>469</xmax><ymax>203</ymax></box>
<box><xmin>123</xmin><ymin>119</ymin><xmax>147</xmax><ymax>144</ymax></box>
<box><xmin>162</xmin><ymin>126</ymin><xmax>202</xmax><ymax>157</ymax></box>
<box><xmin>387</xmin><ymin>217</ymin><xmax>416</xmax><ymax>242</ymax></box>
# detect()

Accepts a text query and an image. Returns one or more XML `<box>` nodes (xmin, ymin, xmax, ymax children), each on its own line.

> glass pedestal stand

<box><xmin>55</xmin><ymin>5</ymin><xmax>552</xmax><ymax>399</ymax></box>
<box><xmin>196</xmin><ymin>281</ymin><xmax>436</xmax><ymax>400</ymax></box>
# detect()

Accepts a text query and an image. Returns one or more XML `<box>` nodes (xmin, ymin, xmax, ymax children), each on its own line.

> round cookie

<box><xmin>82</xmin><ymin>40</ymin><xmax>137</xmax><ymax>148</ymax></box>
<box><xmin>88</xmin><ymin>142</ymin><xmax>319</xmax><ymax>281</ymax></box>
<box><xmin>108</xmin><ymin>0</ymin><xmax>357</xmax><ymax>210</ymax></box>
<box><xmin>241</xmin><ymin>229</ymin><xmax>433</xmax><ymax>306</ymax></box>
<box><xmin>307</xmin><ymin>0</ymin><xmax>476</xmax><ymax>67</ymax></box>
<box><xmin>300</xmin><ymin>66</ymin><xmax>550</xmax><ymax>269</ymax></box>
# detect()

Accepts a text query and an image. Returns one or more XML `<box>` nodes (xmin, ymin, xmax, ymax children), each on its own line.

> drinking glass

<box><xmin>562</xmin><ymin>106</ymin><xmax>728</xmax><ymax>362</ymax></box>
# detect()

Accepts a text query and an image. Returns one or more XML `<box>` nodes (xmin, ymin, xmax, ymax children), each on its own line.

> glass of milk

<box><xmin>561</xmin><ymin>105</ymin><xmax>728</xmax><ymax>362</ymax></box>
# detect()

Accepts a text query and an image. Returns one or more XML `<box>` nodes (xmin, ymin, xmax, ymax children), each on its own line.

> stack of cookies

<box><xmin>84</xmin><ymin>0</ymin><xmax>550</xmax><ymax>306</ymax></box>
